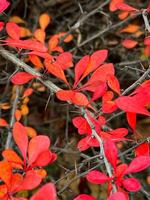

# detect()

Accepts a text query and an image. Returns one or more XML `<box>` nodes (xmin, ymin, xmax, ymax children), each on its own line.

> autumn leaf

<box><xmin>104</xmin><ymin>140</ymin><xmax>118</xmax><ymax>169</ymax></box>
<box><xmin>28</xmin><ymin>135</ymin><xmax>50</xmax><ymax>166</ymax></box>
<box><xmin>135</xmin><ymin>143</ymin><xmax>150</xmax><ymax>157</ymax></box>
<box><xmin>6</xmin><ymin>22</ymin><xmax>21</xmax><ymax>40</ymax></box>
<box><xmin>44</xmin><ymin>59</ymin><xmax>69</xmax><ymax>86</ymax></box>
<box><xmin>4</xmin><ymin>38</ymin><xmax>48</xmax><ymax>52</ymax></box>
<box><xmin>0</xmin><ymin>0</ymin><xmax>10</xmax><ymax>13</ymax></box>
<box><xmin>108</xmin><ymin>192</ymin><xmax>127</xmax><ymax>200</ymax></box>
<box><xmin>30</xmin><ymin>182</ymin><xmax>57</xmax><ymax>200</ymax></box>
<box><xmin>11</xmin><ymin>72</ymin><xmax>36</xmax><ymax>85</ymax></box>
<box><xmin>86</xmin><ymin>170</ymin><xmax>111</xmax><ymax>184</ymax></box>
<box><xmin>109</xmin><ymin>0</ymin><xmax>124</xmax><ymax>12</ymax></box>
<box><xmin>107</xmin><ymin>74</ymin><xmax>121</xmax><ymax>95</ymax></box>
<box><xmin>122</xmin><ymin>178</ymin><xmax>141</xmax><ymax>192</ymax></box>
<box><xmin>0</xmin><ymin>161</ymin><xmax>12</xmax><ymax>187</ymax></box>
<box><xmin>72</xmin><ymin>116</ymin><xmax>92</xmax><ymax>135</ymax></box>
<box><xmin>34</xmin><ymin>28</ymin><xmax>46</xmax><ymax>43</ymax></box>
<box><xmin>116</xmin><ymin>3</ymin><xmax>138</xmax><ymax>12</ymax></box>
<box><xmin>0</xmin><ymin>118</ymin><xmax>8</xmax><ymax>127</ymax></box>
<box><xmin>74</xmin><ymin>194</ymin><xmax>96</xmax><ymax>200</ymax></box>
<box><xmin>73</xmin><ymin>55</ymin><xmax>90</xmax><ymax>88</ymax></box>
<box><xmin>54</xmin><ymin>52</ymin><xmax>73</xmax><ymax>70</ymax></box>
<box><xmin>13</xmin><ymin>122</ymin><xmax>28</xmax><ymax>161</ymax></box>
<box><xmin>125</xmin><ymin>156</ymin><xmax>150</xmax><ymax>174</ymax></box>
<box><xmin>39</xmin><ymin>13</ymin><xmax>51</xmax><ymax>30</ymax></box>
<box><xmin>122</xmin><ymin>39</ymin><xmax>138</xmax><ymax>49</ymax></box>
<box><xmin>120</xmin><ymin>24</ymin><xmax>140</xmax><ymax>33</ymax></box>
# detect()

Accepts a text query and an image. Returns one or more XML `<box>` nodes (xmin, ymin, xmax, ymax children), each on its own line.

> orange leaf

<box><xmin>20</xmin><ymin>27</ymin><xmax>32</xmax><ymax>38</ymax></box>
<box><xmin>118</xmin><ymin>11</ymin><xmax>129</xmax><ymax>20</ymax></box>
<box><xmin>120</xmin><ymin>24</ymin><xmax>140</xmax><ymax>33</ymax></box>
<box><xmin>6</xmin><ymin>22</ymin><xmax>21</xmax><ymax>40</ymax></box>
<box><xmin>0</xmin><ymin>184</ymin><xmax>7</xmax><ymax>198</ymax></box>
<box><xmin>48</xmin><ymin>36</ymin><xmax>59</xmax><ymax>51</ymax></box>
<box><xmin>13</xmin><ymin>122</ymin><xmax>28</xmax><ymax>161</ymax></box>
<box><xmin>107</xmin><ymin>74</ymin><xmax>121</xmax><ymax>95</ymax></box>
<box><xmin>109</xmin><ymin>0</ymin><xmax>124</xmax><ymax>12</ymax></box>
<box><xmin>22</xmin><ymin>88</ymin><xmax>33</xmax><ymax>98</ymax></box>
<box><xmin>44</xmin><ymin>59</ymin><xmax>69</xmax><ymax>86</ymax></box>
<box><xmin>2</xmin><ymin>149</ymin><xmax>23</xmax><ymax>166</ymax></box>
<box><xmin>21</xmin><ymin>104</ymin><xmax>29</xmax><ymax>116</ymax></box>
<box><xmin>64</xmin><ymin>34</ymin><xmax>73</xmax><ymax>43</ymax></box>
<box><xmin>34</xmin><ymin>28</ymin><xmax>46</xmax><ymax>43</ymax></box>
<box><xmin>0</xmin><ymin>118</ymin><xmax>8</xmax><ymax>127</ymax></box>
<box><xmin>15</xmin><ymin>109</ymin><xmax>22</xmax><ymax>121</ymax></box>
<box><xmin>25</xmin><ymin>126</ymin><xmax>37</xmax><ymax>138</ymax></box>
<box><xmin>0</xmin><ymin>161</ymin><xmax>12</xmax><ymax>187</ymax></box>
<box><xmin>29</xmin><ymin>54</ymin><xmax>43</xmax><ymax>68</ymax></box>
<box><xmin>39</xmin><ymin>13</ymin><xmax>51</xmax><ymax>30</ymax></box>
<box><xmin>122</xmin><ymin>39</ymin><xmax>138</xmax><ymax>49</ymax></box>
<box><xmin>9</xmin><ymin>16</ymin><xmax>26</xmax><ymax>24</ymax></box>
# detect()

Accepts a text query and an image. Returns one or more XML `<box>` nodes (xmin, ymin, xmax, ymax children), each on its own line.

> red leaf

<box><xmin>116</xmin><ymin>164</ymin><xmax>128</xmax><ymax>180</ymax></box>
<box><xmin>107</xmin><ymin>74</ymin><xmax>120</xmax><ymax>95</ymax></box>
<box><xmin>77</xmin><ymin>137</ymin><xmax>91</xmax><ymax>151</ymax></box>
<box><xmin>86</xmin><ymin>170</ymin><xmax>111</xmax><ymax>184</ymax></box>
<box><xmin>147</xmin><ymin>3</ymin><xmax>150</xmax><ymax>13</ymax></box>
<box><xmin>91</xmin><ymin>82</ymin><xmax>107</xmax><ymax>101</ymax></box>
<box><xmin>144</xmin><ymin>37</ymin><xmax>150</xmax><ymax>46</ymax></box>
<box><xmin>0</xmin><ymin>118</ymin><xmax>8</xmax><ymax>127</ymax></box>
<box><xmin>0</xmin><ymin>0</ymin><xmax>10</xmax><ymax>13</ymax></box>
<box><xmin>73</xmin><ymin>55</ymin><xmax>90</xmax><ymax>88</ymax></box>
<box><xmin>6</xmin><ymin>22</ymin><xmax>21</xmax><ymax>40</ymax></box>
<box><xmin>11</xmin><ymin>72</ymin><xmax>36</xmax><ymax>85</ymax></box>
<box><xmin>13</xmin><ymin>122</ymin><xmax>28</xmax><ymax>161</ymax></box>
<box><xmin>109</xmin><ymin>128</ymin><xmax>128</xmax><ymax>138</ymax></box>
<box><xmin>125</xmin><ymin>156</ymin><xmax>150</xmax><ymax>174</ymax></box>
<box><xmin>44</xmin><ymin>59</ymin><xmax>69</xmax><ymax>86</ymax></box>
<box><xmin>0</xmin><ymin>21</ymin><xmax>5</xmax><ymax>31</ymax></box>
<box><xmin>4</xmin><ymin>38</ymin><xmax>48</xmax><ymax>52</ymax></box>
<box><xmin>135</xmin><ymin>143</ymin><xmax>150</xmax><ymax>157</ymax></box>
<box><xmin>32</xmin><ymin>150</ymin><xmax>53</xmax><ymax>167</ymax></box>
<box><xmin>28</xmin><ymin>135</ymin><xmax>50</xmax><ymax>166</ymax></box>
<box><xmin>17</xmin><ymin>171</ymin><xmax>42</xmax><ymax>191</ymax></box>
<box><xmin>81</xmin><ymin>50</ymin><xmax>108</xmax><ymax>80</ymax></box>
<box><xmin>122</xmin><ymin>178</ymin><xmax>141</xmax><ymax>192</ymax></box>
<box><xmin>74</xmin><ymin>194</ymin><xmax>96</xmax><ymax>200</ymax></box>
<box><xmin>108</xmin><ymin>192</ymin><xmax>127</xmax><ymax>200</ymax></box>
<box><xmin>116</xmin><ymin>3</ymin><xmax>138</xmax><ymax>12</ymax></box>
<box><xmin>122</xmin><ymin>39</ymin><xmax>138</xmax><ymax>49</ymax></box>
<box><xmin>115</xmin><ymin>96</ymin><xmax>150</xmax><ymax>116</ymax></box>
<box><xmin>102</xmin><ymin>100</ymin><xmax>118</xmax><ymax>113</ymax></box>
<box><xmin>72</xmin><ymin>116</ymin><xmax>92</xmax><ymax>135</ymax></box>
<box><xmin>55</xmin><ymin>52</ymin><xmax>73</xmax><ymax>70</ymax></box>
<box><xmin>126</xmin><ymin>112</ymin><xmax>136</xmax><ymax>131</ymax></box>
<box><xmin>0</xmin><ymin>161</ymin><xmax>12</xmax><ymax>187</ymax></box>
<box><xmin>56</xmin><ymin>90</ymin><xmax>90</xmax><ymax>106</ymax></box>
<box><xmin>83</xmin><ymin>63</ymin><xmax>115</xmax><ymax>89</ymax></box>
<box><xmin>104</xmin><ymin>140</ymin><xmax>118</xmax><ymax>169</ymax></box>
<box><xmin>30</xmin><ymin>182</ymin><xmax>57</xmax><ymax>200</ymax></box>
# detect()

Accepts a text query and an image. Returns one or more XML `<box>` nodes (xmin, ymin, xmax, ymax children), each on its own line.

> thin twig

<box><xmin>5</xmin><ymin>86</ymin><xmax>20</xmax><ymax>149</ymax></box>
